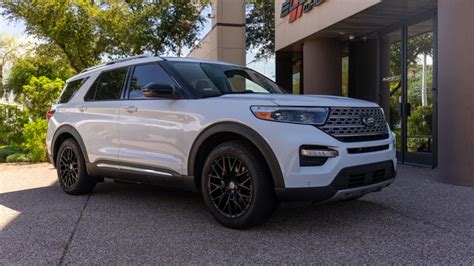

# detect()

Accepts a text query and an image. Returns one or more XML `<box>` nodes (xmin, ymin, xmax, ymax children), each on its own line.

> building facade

<box><xmin>275</xmin><ymin>0</ymin><xmax>473</xmax><ymax>186</ymax></box>
<box><xmin>187</xmin><ymin>0</ymin><xmax>246</xmax><ymax>65</ymax></box>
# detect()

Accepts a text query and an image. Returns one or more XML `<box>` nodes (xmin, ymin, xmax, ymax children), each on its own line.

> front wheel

<box><xmin>201</xmin><ymin>141</ymin><xmax>277</xmax><ymax>229</ymax></box>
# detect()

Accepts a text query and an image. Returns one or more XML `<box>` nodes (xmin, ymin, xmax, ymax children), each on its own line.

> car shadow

<box><xmin>0</xmin><ymin>178</ymin><xmax>395</xmax><ymax>234</ymax></box>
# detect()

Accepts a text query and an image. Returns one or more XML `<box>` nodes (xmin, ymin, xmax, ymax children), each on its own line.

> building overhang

<box><xmin>275</xmin><ymin>0</ymin><xmax>437</xmax><ymax>52</ymax></box>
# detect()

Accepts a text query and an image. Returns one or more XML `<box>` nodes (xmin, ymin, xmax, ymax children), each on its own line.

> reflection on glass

<box><xmin>407</xmin><ymin>19</ymin><xmax>433</xmax><ymax>154</ymax></box>
<box><xmin>381</xmin><ymin>29</ymin><xmax>402</xmax><ymax>151</ymax></box>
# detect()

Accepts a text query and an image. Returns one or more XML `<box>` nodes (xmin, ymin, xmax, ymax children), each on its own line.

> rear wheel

<box><xmin>56</xmin><ymin>139</ymin><xmax>96</xmax><ymax>195</ymax></box>
<box><xmin>201</xmin><ymin>141</ymin><xmax>277</xmax><ymax>229</ymax></box>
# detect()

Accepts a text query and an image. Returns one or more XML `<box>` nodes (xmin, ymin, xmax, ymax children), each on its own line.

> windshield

<box><xmin>168</xmin><ymin>62</ymin><xmax>287</xmax><ymax>97</ymax></box>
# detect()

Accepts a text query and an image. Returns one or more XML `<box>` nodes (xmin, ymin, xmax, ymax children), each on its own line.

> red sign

<box><xmin>280</xmin><ymin>0</ymin><xmax>325</xmax><ymax>23</ymax></box>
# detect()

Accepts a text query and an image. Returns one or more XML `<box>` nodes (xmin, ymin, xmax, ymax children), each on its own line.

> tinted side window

<box><xmin>85</xmin><ymin>68</ymin><xmax>127</xmax><ymax>101</ymax></box>
<box><xmin>58</xmin><ymin>78</ymin><xmax>88</xmax><ymax>103</ymax></box>
<box><xmin>128</xmin><ymin>64</ymin><xmax>172</xmax><ymax>99</ymax></box>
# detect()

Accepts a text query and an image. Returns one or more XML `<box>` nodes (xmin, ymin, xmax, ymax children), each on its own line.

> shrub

<box><xmin>0</xmin><ymin>145</ymin><xmax>23</xmax><ymax>162</ymax></box>
<box><xmin>22</xmin><ymin>119</ymin><xmax>48</xmax><ymax>162</ymax></box>
<box><xmin>0</xmin><ymin>105</ymin><xmax>29</xmax><ymax>145</ymax></box>
<box><xmin>6</xmin><ymin>153</ymin><xmax>31</xmax><ymax>163</ymax></box>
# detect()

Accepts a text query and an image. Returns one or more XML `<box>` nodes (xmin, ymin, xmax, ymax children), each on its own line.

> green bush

<box><xmin>0</xmin><ymin>105</ymin><xmax>29</xmax><ymax>145</ymax></box>
<box><xmin>6</xmin><ymin>153</ymin><xmax>31</xmax><ymax>163</ymax></box>
<box><xmin>22</xmin><ymin>119</ymin><xmax>48</xmax><ymax>162</ymax></box>
<box><xmin>0</xmin><ymin>145</ymin><xmax>24</xmax><ymax>162</ymax></box>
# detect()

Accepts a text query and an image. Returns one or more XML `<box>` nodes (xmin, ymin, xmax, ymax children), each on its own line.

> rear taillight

<box><xmin>46</xmin><ymin>110</ymin><xmax>55</xmax><ymax>122</ymax></box>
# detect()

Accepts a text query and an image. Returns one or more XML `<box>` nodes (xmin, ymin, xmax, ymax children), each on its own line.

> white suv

<box><xmin>46</xmin><ymin>55</ymin><xmax>396</xmax><ymax>229</ymax></box>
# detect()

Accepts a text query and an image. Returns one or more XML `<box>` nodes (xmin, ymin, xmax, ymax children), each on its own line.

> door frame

<box><xmin>378</xmin><ymin>9</ymin><xmax>438</xmax><ymax>167</ymax></box>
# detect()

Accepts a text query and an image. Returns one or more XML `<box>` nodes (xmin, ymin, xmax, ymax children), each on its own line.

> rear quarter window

<box><xmin>84</xmin><ymin>67</ymin><xmax>128</xmax><ymax>101</ymax></box>
<box><xmin>58</xmin><ymin>78</ymin><xmax>89</xmax><ymax>103</ymax></box>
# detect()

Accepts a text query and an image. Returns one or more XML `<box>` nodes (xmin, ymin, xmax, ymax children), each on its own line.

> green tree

<box><xmin>0</xmin><ymin>33</ymin><xmax>20</xmax><ymax>98</ymax></box>
<box><xmin>1</xmin><ymin>0</ymin><xmax>208</xmax><ymax>72</ymax></box>
<box><xmin>20</xmin><ymin>76</ymin><xmax>64</xmax><ymax>120</ymax></box>
<box><xmin>245</xmin><ymin>0</ymin><xmax>274</xmax><ymax>59</ymax></box>
<box><xmin>6</xmin><ymin>44</ymin><xmax>75</xmax><ymax>99</ymax></box>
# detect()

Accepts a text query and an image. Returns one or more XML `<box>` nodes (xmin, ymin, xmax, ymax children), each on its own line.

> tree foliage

<box><xmin>6</xmin><ymin>44</ymin><xmax>75</xmax><ymax>99</ymax></box>
<box><xmin>0</xmin><ymin>33</ymin><xmax>20</xmax><ymax>98</ymax></box>
<box><xmin>390</xmin><ymin>32</ymin><xmax>433</xmax><ymax>77</ymax></box>
<box><xmin>245</xmin><ymin>0</ymin><xmax>274</xmax><ymax>59</ymax></box>
<box><xmin>1</xmin><ymin>0</ymin><xmax>208</xmax><ymax>72</ymax></box>
<box><xmin>20</xmin><ymin>76</ymin><xmax>64</xmax><ymax>120</ymax></box>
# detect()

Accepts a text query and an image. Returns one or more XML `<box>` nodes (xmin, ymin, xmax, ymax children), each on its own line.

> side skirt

<box><xmin>86</xmin><ymin>161</ymin><xmax>196</xmax><ymax>191</ymax></box>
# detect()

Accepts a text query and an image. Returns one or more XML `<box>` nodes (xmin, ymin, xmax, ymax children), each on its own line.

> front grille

<box><xmin>331</xmin><ymin>160</ymin><xmax>395</xmax><ymax>190</ymax></box>
<box><xmin>319</xmin><ymin>107</ymin><xmax>389</xmax><ymax>142</ymax></box>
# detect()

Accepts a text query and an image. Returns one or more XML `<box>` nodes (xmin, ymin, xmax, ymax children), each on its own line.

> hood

<box><xmin>219</xmin><ymin>94</ymin><xmax>379</xmax><ymax>108</ymax></box>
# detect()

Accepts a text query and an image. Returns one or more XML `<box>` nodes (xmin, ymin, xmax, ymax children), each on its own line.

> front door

<box><xmin>380</xmin><ymin>15</ymin><xmax>436</xmax><ymax>166</ymax></box>
<box><xmin>118</xmin><ymin>63</ymin><xmax>187</xmax><ymax>177</ymax></box>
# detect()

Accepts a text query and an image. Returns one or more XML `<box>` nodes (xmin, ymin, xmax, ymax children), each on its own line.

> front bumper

<box><xmin>275</xmin><ymin>160</ymin><xmax>396</xmax><ymax>202</ymax></box>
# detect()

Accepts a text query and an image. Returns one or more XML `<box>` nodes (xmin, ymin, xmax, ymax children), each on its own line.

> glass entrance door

<box><xmin>380</xmin><ymin>16</ymin><xmax>436</xmax><ymax>166</ymax></box>
<box><xmin>405</xmin><ymin>19</ymin><xmax>434</xmax><ymax>165</ymax></box>
<box><xmin>381</xmin><ymin>29</ymin><xmax>403</xmax><ymax>158</ymax></box>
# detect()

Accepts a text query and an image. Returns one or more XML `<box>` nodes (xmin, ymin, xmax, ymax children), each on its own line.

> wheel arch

<box><xmin>188</xmin><ymin>122</ymin><xmax>285</xmax><ymax>191</ymax></box>
<box><xmin>51</xmin><ymin>125</ymin><xmax>89</xmax><ymax>168</ymax></box>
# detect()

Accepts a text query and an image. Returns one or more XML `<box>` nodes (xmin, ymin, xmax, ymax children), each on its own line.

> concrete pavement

<box><xmin>0</xmin><ymin>163</ymin><xmax>473</xmax><ymax>264</ymax></box>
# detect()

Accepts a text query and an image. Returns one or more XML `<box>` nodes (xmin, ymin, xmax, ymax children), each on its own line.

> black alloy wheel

<box><xmin>56</xmin><ymin>139</ymin><xmax>96</xmax><ymax>195</ymax></box>
<box><xmin>207</xmin><ymin>156</ymin><xmax>254</xmax><ymax>218</ymax></box>
<box><xmin>201</xmin><ymin>141</ymin><xmax>277</xmax><ymax>229</ymax></box>
<box><xmin>59</xmin><ymin>147</ymin><xmax>79</xmax><ymax>189</ymax></box>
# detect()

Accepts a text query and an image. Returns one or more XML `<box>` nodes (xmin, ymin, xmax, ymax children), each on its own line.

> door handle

<box><xmin>78</xmin><ymin>105</ymin><xmax>87</xmax><ymax>112</ymax></box>
<box><xmin>125</xmin><ymin>106</ymin><xmax>137</xmax><ymax>113</ymax></box>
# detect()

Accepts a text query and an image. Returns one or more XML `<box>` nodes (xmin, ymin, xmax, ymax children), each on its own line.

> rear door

<box><xmin>77</xmin><ymin>67</ymin><xmax>128</xmax><ymax>167</ymax></box>
<box><xmin>118</xmin><ymin>62</ymin><xmax>187</xmax><ymax>178</ymax></box>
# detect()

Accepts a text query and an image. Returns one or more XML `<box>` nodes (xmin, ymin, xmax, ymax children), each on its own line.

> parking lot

<box><xmin>0</xmin><ymin>163</ymin><xmax>473</xmax><ymax>264</ymax></box>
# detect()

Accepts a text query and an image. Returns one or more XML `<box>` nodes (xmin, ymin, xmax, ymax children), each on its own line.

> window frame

<box><xmin>58</xmin><ymin>77</ymin><xmax>89</xmax><ymax>104</ymax></box>
<box><xmin>83</xmin><ymin>66</ymin><xmax>131</xmax><ymax>102</ymax></box>
<box><xmin>123</xmin><ymin>62</ymin><xmax>184</xmax><ymax>101</ymax></box>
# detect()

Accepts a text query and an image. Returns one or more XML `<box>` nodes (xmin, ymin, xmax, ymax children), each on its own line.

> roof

<box><xmin>67</xmin><ymin>55</ymin><xmax>240</xmax><ymax>83</ymax></box>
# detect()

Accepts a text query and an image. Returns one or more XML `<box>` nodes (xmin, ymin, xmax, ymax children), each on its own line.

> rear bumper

<box><xmin>275</xmin><ymin>160</ymin><xmax>396</xmax><ymax>202</ymax></box>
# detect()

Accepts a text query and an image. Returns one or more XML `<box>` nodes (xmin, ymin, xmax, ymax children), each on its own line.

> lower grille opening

<box><xmin>347</xmin><ymin>144</ymin><xmax>390</xmax><ymax>154</ymax></box>
<box><xmin>348</xmin><ymin>174</ymin><xmax>366</xmax><ymax>188</ymax></box>
<box><xmin>372</xmin><ymin>169</ymin><xmax>386</xmax><ymax>182</ymax></box>
<box><xmin>331</xmin><ymin>161</ymin><xmax>394</xmax><ymax>190</ymax></box>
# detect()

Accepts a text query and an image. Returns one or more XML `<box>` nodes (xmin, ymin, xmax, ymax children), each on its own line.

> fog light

<box><xmin>301</xmin><ymin>149</ymin><xmax>338</xmax><ymax>158</ymax></box>
<box><xmin>299</xmin><ymin>146</ymin><xmax>338</xmax><ymax>167</ymax></box>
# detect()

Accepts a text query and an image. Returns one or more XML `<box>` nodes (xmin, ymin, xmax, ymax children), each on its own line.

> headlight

<box><xmin>250</xmin><ymin>106</ymin><xmax>329</xmax><ymax>125</ymax></box>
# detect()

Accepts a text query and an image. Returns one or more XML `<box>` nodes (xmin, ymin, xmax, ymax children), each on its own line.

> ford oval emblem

<box><xmin>361</xmin><ymin>116</ymin><xmax>376</xmax><ymax>127</ymax></box>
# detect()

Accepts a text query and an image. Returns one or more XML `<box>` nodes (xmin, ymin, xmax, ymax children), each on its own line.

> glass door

<box><xmin>380</xmin><ymin>15</ymin><xmax>436</xmax><ymax>166</ymax></box>
<box><xmin>381</xmin><ymin>28</ymin><xmax>403</xmax><ymax>159</ymax></box>
<box><xmin>405</xmin><ymin>19</ymin><xmax>434</xmax><ymax>165</ymax></box>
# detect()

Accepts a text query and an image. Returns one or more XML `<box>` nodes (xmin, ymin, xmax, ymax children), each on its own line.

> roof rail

<box><xmin>79</xmin><ymin>63</ymin><xmax>107</xmax><ymax>74</ymax></box>
<box><xmin>79</xmin><ymin>55</ymin><xmax>153</xmax><ymax>73</ymax></box>
<box><xmin>105</xmin><ymin>54</ymin><xmax>152</xmax><ymax>65</ymax></box>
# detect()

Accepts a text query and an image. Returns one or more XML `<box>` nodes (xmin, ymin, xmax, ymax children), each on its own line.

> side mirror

<box><xmin>142</xmin><ymin>83</ymin><xmax>175</xmax><ymax>98</ymax></box>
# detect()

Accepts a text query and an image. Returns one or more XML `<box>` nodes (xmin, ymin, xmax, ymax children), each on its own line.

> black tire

<box><xmin>56</xmin><ymin>138</ymin><xmax>96</xmax><ymax>195</ymax></box>
<box><xmin>201</xmin><ymin>140</ymin><xmax>277</xmax><ymax>229</ymax></box>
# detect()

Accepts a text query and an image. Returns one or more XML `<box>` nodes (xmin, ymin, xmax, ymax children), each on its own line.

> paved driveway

<box><xmin>0</xmin><ymin>163</ymin><xmax>473</xmax><ymax>264</ymax></box>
